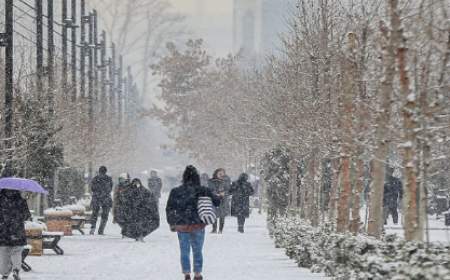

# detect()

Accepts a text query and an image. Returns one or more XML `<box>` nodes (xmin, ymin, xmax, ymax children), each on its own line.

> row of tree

<box><xmin>0</xmin><ymin>0</ymin><xmax>183</xmax><ymax>204</ymax></box>
<box><xmin>152</xmin><ymin>0</ymin><xmax>449</xmax><ymax>241</ymax></box>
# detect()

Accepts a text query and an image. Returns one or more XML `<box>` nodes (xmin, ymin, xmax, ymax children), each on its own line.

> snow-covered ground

<box><xmin>22</xmin><ymin>210</ymin><xmax>327</xmax><ymax>280</ymax></box>
<box><xmin>385</xmin><ymin>214</ymin><xmax>450</xmax><ymax>244</ymax></box>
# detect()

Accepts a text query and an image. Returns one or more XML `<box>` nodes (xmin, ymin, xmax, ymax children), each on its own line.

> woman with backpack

<box><xmin>166</xmin><ymin>165</ymin><xmax>221</xmax><ymax>280</ymax></box>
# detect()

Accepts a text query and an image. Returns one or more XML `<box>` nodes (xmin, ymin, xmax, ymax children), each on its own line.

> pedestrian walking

<box><xmin>230</xmin><ymin>173</ymin><xmax>255</xmax><ymax>233</ymax></box>
<box><xmin>89</xmin><ymin>166</ymin><xmax>113</xmax><ymax>235</ymax></box>
<box><xmin>200</xmin><ymin>173</ymin><xmax>209</xmax><ymax>187</ymax></box>
<box><xmin>148</xmin><ymin>170</ymin><xmax>163</xmax><ymax>205</ymax></box>
<box><xmin>166</xmin><ymin>165</ymin><xmax>221</xmax><ymax>280</ymax></box>
<box><xmin>121</xmin><ymin>178</ymin><xmax>160</xmax><ymax>241</ymax></box>
<box><xmin>0</xmin><ymin>189</ymin><xmax>31</xmax><ymax>280</ymax></box>
<box><xmin>112</xmin><ymin>173</ymin><xmax>131</xmax><ymax>226</ymax></box>
<box><xmin>207</xmin><ymin>168</ymin><xmax>230</xmax><ymax>234</ymax></box>
<box><xmin>383</xmin><ymin>166</ymin><xmax>403</xmax><ymax>225</ymax></box>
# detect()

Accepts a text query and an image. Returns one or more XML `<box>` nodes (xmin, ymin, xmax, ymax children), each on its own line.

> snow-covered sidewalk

<box><xmin>22</xmin><ymin>212</ymin><xmax>327</xmax><ymax>280</ymax></box>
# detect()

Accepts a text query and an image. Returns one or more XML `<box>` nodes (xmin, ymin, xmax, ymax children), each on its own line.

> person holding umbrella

<box><xmin>0</xmin><ymin>174</ymin><xmax>44</xmax><ymax>280</ymax></box>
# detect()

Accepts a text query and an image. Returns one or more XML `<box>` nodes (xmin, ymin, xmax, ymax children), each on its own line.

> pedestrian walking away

<box><xmin>166</xmin><ymin>165</ymin><xmax>221</xmax><ymax>280</ymax></box>
<box><xmin>230</xmin><ymin>173</ymin><xmax>255</xmax><ymax>233</ymax></box>
<box><xmin>0</xmin><ymin>189</ymin><xmax>31</xmax><ymax>280</ymax></box>
<box><xmin>383</xmin><ymin>166</ymin><xmax>403</xmax><ymax>225</ymax></box>
<box><xmin>207</xmin><ymin>168</ymin><xmax>230</xmax><ymax>234</ymax></box>
<box><xmin>89</xmin><ymin>166</ymin><xmax>113</xmax><ymax>235</ymax></box>
<box><xmin>121</xmin><ymin>178</ymin><xmax>160</xmax><ymax>242</ymax></box>
<box><xmin>148</xmin><ymin>170</ymin><xmax>163</xmax><ymax>205</ymax></box>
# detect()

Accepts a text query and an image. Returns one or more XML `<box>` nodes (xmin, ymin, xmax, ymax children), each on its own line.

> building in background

<box><xmin>233</xmin><ymin>0</ymin><xmax>292</xmax><ymax>62</ymax></box>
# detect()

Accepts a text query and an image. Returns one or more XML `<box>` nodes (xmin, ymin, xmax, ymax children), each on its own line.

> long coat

<box><xmin>383</xmin><ymin>175</ymin><xmax>403</xmax><ymax>208</ymax></box>
<box><xmin>208</xmin><ymin>178</ymin><xmax>231</xmax><ymax>218</ymax></box>
<box><xmin>112</xmin><ymin>182</ymin><xmax>129</xmax><ymax>226</ymax></box>
<box><xmin>121</xmin><ymin>186</ymin><xmax>160</xmax><ymax>239</ymax></box>
<box><xmin>0</xmin><ymin>190</ymin><xmax>31</xmax><ymax>247</ymax></box>
<box><xmin>230</xmin><ymin>180</ymin><xmax>254</xmax><ymax>218</ymax></box>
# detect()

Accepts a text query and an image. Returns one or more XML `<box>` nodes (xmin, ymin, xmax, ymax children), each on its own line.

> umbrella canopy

<box><xmin>0</xmin><ymin>177</ymin><xmax>48</xmax><ymax>194</ymax></box>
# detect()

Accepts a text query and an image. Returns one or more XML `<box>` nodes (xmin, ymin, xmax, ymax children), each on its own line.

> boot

<box><xmin>89</xmin><ymin>228</ymin><xmax>95</xmax><ymax>235</ymax></box>
<box><xmin>193</xmin><ymin>276</ymin><xmax>203</xmax><ymax>280</ymax></box>
<box><xmin>2</xmin><ymin>275</ymin><xmax>8</xmax><ymax>280</ymax></box>
<box><xmin>98</xmin><ymin>220</ymin><xmax>107</xmax><ymax>235</ymax></box>
<box><xmin>12</xmin><ymin>270</ymin><xmax>20</xmax><ymax>280</ymax></box>
<box><xmin>238</xmin><ymin>226</ymin><xmax>244</xmax><ymax>233</ymax></box>
<box><xmin>184</xmin><ymin>274</ymin><xmax>191</xmax><ymax>280</ymax></box>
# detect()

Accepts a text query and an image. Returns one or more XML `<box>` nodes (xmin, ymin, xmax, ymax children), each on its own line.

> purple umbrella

<box><xmin>0</xmin><ymin>177</ymin><xmax>48</xmax><ymax>194</ymax></box>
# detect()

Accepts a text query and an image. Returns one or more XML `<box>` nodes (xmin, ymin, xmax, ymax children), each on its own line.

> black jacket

<box><xmin>90</xmin><ymin>174</ymin><xmax>113</xmax><ymax>208</ymax></box>
<box><xmin>166</xmin><ymin>184</ymin><xmax>220</xmax><ymax>226</ymax></box>
<box><xmin>383</xmin><ymin>175</ymin><xmax>403</xmax><ymax>208</ymax></box>
<box><xmin>230</xmin><ymin>180</ymin><xmax>254</xmax><ymax>218</ymax></box>
<box><xmin>0</xmin><ymin>191</ymin><xmax>31</xmax><ymax>246</ymax></box>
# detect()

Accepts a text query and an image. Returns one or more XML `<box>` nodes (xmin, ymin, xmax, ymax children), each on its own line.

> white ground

<box><xmin>22</xmin><ymin>211</ymin><xmax>327</xmax><ymax>280</ymax></box>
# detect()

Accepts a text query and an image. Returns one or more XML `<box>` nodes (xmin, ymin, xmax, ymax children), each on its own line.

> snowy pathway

<box><xmin>19</xmin><ymin>205</ymin><xmax>450</xmax><ymax>279</ymax></box>
<box><xmin>22</xmin><ymin>212</ymin><xmax>326</xmax><ymax>280</ymax></box>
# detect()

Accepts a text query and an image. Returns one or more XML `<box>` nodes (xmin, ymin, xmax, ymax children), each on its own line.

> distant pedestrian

<box><xmin>200</xmin><ymin>173</ymin><xmax>209</xmax><ymax>187</ymax></box>
<box><xmin>112</xmin><ymin>173</ymin><xmax>131</xmax><ymax>226</ymax></box>
<box><xmin>230</xmin><ymin>173</ymin><xmax>254</xmax><ymax>233</ymax></box>
<box><xmin>166</xmin><ymin>165</ymin><xmax>221</xmax><ymax>280</ymax></box>
<box><xmin>121</xmin><ymin>178</ymin><xmax>160</xmax><ymax>242</ymax></box>
<box><xmin>207</xmin><ymin>168</ymin><xmax>230</xmax><ymax>234</ymax></box>
<box><xmin>0</xmin><ymin>189</ymin><xmax>31</xmax><ymax>280</ymax></box>
<box><xmin>148</xmin><ymin>170</ymin><xmax>163</xmax><ymax>204</ymax></box>
<box><xmin>383</xmin><ymin>166</ymin><xmax>403</xmax><ymax>225</ymax></box>
<box><xmin>89</xmin><ymin>166</ymin><xmax>113</xmax><ymax>235</ymax></box>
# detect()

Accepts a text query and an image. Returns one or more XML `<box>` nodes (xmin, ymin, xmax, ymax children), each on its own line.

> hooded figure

<box><xmin>113</xmin><ymin>173</ymin><xmax>131</xmax><ymax>226</ymax></box>
<box><xmin>147</xmin><ymin>170</ymin><xmax>163</xmax><ymax>204</ymax></box>
<box><xmin>0</xmin><ymin>189</ymin><xmax>31</xmax><ymax>280</ymax></box>
<box><xmin>207</xmin><ymin>168</ymin><xmax>230</xmax><ymax>234</ymax></box>
<box><xmin>383</xmin><ymin>166</ymin><xmax>403</xmax><ymax>225</ymax></box>
<box><xmin>230</xmin><ymin>173</ymin><xmax>255</xmax><ymax>233</ymax></box>
<box><xmin>121</xmin><ymin>178</ymin><xmax>160</xmax><ymax>241</ymax></box>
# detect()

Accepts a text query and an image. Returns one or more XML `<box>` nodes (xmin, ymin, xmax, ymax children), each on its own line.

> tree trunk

<box><xmin>350</xmin><ymin>158</ymin><xmax>364</xmax><ymax>234</ymax></box>
<box><xmin>288</xmin><ymin>150</ymin><xmax>299</xmax><ymax>210</ymax></box>
<box><xmin>328</xmin><ymin>158</ymin><xmax>340</xmax><ymax>225</ymax></box>
<box><xmin>336</xmin><ymin>33</ymin><xmax>357</xmax><ymax>233</ymax></box>
<box><xmin>367</xmin><ymin>4</ymin><xmax>399</xmax><ymax>238</ymax></box>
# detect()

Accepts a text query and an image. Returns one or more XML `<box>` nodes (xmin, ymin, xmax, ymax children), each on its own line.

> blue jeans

<box><xmin>177</xmin><ymin>229</ymin><xmax>205</xmax><ymax>274</ymax></box>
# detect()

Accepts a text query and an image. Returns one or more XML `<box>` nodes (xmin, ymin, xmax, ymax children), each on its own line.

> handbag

<box><xmin>198</xmin><ymin>196</ymin><xmax>217</xmax><ymax>225</ymax></box>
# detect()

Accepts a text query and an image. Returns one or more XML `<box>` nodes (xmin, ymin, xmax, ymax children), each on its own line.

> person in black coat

<box><xmin>230</xmin><ymin>173</ymin><xmax>255</xmax><ymax>233</ymax></box>
<box><xmin>383</xmin><ymin>166</ymin><xmax>403</xmax><ymax>225</ymax></box>
<box><xmin>112</xmin><ymin>173</ymin><xmax>131</xmax><ymax>226</ymax></box>
<box><xmin>148</xmin><ymin>170</ymin><xmax>163</xmax><ymax>205</ymax></box>
<box><xmin>89</xmin><ymin>166</ymin><xmax>113</xmax><ymax>235</ymax></box>
<box><xmin>166</xmin><ymin>165</ymin><xmax>221</xmax><ymax>280</ymax></box>
<box><xmin>0</xmin><ymin>189</ymin><xmax>31</xmax><ymax>280</ymax></box>
<box><xmin>121</xmin><ymin>178</ymin><xmax>160</xmax><ymax>242</ymax></box>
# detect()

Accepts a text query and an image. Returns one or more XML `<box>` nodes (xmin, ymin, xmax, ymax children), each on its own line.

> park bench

<box><xmin>71</xmin><ymin>216</ymin><xmax>87</xmax><ymax>235</ymax></box>
<box><xmin>21</xmin><ymin>245</ymin><xmax>32</xmax><ymax>272</ymax></box>
<box><xmin>42</xmin><ymin>232</ymin><xmax>64</xmax><ymax>255</ymax></box>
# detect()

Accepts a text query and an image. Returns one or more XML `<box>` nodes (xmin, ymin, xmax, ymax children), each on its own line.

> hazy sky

<box><xmin>170</xmin><ymin>0</ymin><xmax>234</xmax><ymax>56</ymax></box>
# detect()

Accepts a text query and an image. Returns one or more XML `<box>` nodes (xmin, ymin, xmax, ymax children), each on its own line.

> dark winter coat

<box><xmin>383</xmin><ymin>175</ymin><xmax>403</xmax><ymax>208</ymax></box>
<box><xmin>0</xmin><ymin>190</ymin><xmax>31</xmax><ymax>247</ymax></box>
<box><xmin>113</xmin><ymin>182</ymin><xmax>130</xmax><ymax>225</ymax></box>
<box><xmin>148</xmin><ymin>176</ymin><xmax>162</xmax><ymax>199</ymax></box>
<box><xmin>121</xmin><ymin>186</ymin><xmax>160</xmax><ymax>239</ymax></box>
<box><xmin>90</xmin><ymin>174</ymin><xmax>113</xmax><ymax>208</ymax></box>
<box><xmin>230</xmin><ymin>179</ymin><xmax>255</xmax><ymax>218</ymax></box>
<box><xmin>207</xmin><ymin>178</ymin><xmax>230</xmax><ymax>218</ymax></box>
<box><xmin>166</xmin><ymin>184</ymin><xmax>220</xmax><ymax>226</ymax></box>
